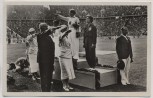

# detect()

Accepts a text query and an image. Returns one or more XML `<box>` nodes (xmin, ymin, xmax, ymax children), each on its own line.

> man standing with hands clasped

<box><xmin>116</xmin><ymin>26</ymin><xmax>133</xmax><ymax>85</ymax></box>
<box><xmin>83</xmin><ymin>15</ymin><xmax>97</xmax><ymax>68</ymax></box>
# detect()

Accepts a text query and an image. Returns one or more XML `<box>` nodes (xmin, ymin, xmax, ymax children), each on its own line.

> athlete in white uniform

<box><xmin>57</xmin><ymin>9</ymin><xmax>80</xmax><ymax>69</ymax></box>
<box><xmin>26</xmin><ymin>28</ymin><xmax>40</xmax><ymax>80</ymax></box>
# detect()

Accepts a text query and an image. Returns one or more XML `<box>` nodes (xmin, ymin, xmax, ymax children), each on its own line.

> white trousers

<box><xmin>68</xmin><ymin>28</ymin><xmax>79</xmax><ymax>60</ymax></box>
<box><xmin>120</xmin><ymin>56</ymin><xmax>131</xmax><ymax>83</ymax></box>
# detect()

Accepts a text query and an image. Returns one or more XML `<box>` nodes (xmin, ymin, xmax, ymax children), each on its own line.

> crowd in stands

<box><xmin>94</xmin><ymin>15</ymin><xmax>147</xmax><ymax>37</ymax></box>
<box><xmin>7</xmin><ymin>27</ymin><xmax>25</xmax><ymax>44</ymax></box>
<box><xmin>7</xmin><ymin>5</ymin><xmax>147</xmax><ymax>19</ymax></box>
<box><xmin>7</xmin><ymin>5</ymin><xmax>147</xmax><ymax>38</ymax></box>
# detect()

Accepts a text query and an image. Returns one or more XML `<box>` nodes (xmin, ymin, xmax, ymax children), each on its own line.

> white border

<box><xmin>1</xmin><ymin>1</ymin><xmax>152</xmax><ymax>97</ymax></box>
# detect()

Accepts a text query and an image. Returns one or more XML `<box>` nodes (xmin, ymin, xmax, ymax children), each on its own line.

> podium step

<box><xmin>53</xmin><ymin>56</ymin><xmax>117</xmax><ymax>90</ymax></box>
<box><xmin>69</xmin><ymin>68</ymin><xmax>117</xmax><ymax>89</ymax></box>
<box><xmin>79</xmin><ymin>50</ymin><xmax>116</xmax><ymax>57</ymax></box>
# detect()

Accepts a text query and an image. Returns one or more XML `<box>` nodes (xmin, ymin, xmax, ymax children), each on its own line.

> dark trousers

<box><xmin>117</xmin><ymin>69</ymin><xmax>121</xmax><ymax>84</ymax></box>
<box><xmin>72</xmin><ymin>58</ymin><xmax>78</xmax><ymax>70</ymax></box>
<box><xmin>39</xmin><ymin>63</ymin><xmax>53</xmax><ymax>92</ymax></box>
<box><xmin>85</xmin><ymin>46</ymin><xmax>96</xmax><ymax>68</ymax></box>
<box><xmin>8</xmin><ymin>38</ymin><xmax>11</xmax><ymax>44</ymax></box>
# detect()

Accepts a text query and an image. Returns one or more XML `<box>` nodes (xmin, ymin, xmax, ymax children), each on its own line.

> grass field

<box><xmin>7</xmin><ymin>36</ymin><xmax>147</xmax><ymax>92</ymax></box>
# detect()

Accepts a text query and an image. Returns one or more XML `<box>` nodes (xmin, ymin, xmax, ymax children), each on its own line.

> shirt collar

<box><xmin>121</xmin><ymin>34</ymin><xmax>128</xmax><ymax>40</ymax></box>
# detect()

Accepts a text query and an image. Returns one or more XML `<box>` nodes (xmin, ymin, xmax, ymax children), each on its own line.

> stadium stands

<box><xmin>7</xmin><ymin>5</ymin><xmax>147</xmax><ymax>38</ymax></box>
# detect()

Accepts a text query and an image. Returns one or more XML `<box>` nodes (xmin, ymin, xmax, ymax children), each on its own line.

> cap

<box><xmin>86</xmin><ymin>14</ymin><xmax>91</xmax><ymax>17</ymax></box>
<box><xmin>29</xmin><ymin>28</ymin><xmax>35</xmax><ymax>32</ymax></box>
<box><xmin>86</xmin><ymin>14</ymin><xmax>94</xmax><ymax>22</ymax></box>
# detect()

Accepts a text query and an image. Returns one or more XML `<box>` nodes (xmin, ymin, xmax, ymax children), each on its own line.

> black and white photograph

<box><xmin>3</xmin><ymin>1</ymin><xmax>151</xmax><ymax>97</ymax></box>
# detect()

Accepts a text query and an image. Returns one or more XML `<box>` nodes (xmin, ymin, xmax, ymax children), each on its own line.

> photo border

<box><xmin>3</xmin><ymin>1</ymin><xmax>151</xmax><ymax>97</ymax></box>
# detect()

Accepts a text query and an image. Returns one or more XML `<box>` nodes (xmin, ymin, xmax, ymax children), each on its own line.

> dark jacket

<box><xmin>83</xmin><ymin>23</ymin><xmax>97</xmax><ymax>47</ymax></box>
<box><xmin>37</xmin><ymin>30</ymin><xmax>55</xmax><ymax>65</ymax></box>
<box><xmin>116</xmin><ymin>35</ymin><xmax>133</xmax><ymax>59</ymax></box>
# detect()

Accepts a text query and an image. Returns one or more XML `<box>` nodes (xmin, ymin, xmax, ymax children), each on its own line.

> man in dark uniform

<box><xmin>116</xmin><ymin>26</ymin><xmax>133</xmax><ymax>85</ymax></box>
<box><xmin>37</xmin><ymin>23</ymin><xmax>55</xmax><ymax>92</ymax></box>
<box><xmin>83</xmin><ymin>15</ymin><xmax>97</xmax><ymax>68</ymax></box>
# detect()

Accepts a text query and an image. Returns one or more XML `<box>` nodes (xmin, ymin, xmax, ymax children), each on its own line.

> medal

<box><xmin>89</xmin><ymin>27</ymin><xmax>91</xmax><ymax>31</ymax></box>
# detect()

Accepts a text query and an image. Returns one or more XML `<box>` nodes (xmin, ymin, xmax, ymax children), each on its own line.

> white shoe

<box><xmin>32</xmin><ymin>76</ymin><xmax>36</xmax><ymax>81</ymax></box>
<box><xmin>121</xmin><ymin>80</ymin><xmax>127</xmax><ymax>85</ymax></box>
<box><xmin>63</xmin><ymin>87</ymin><xmax>69</xmax><ymax>92</ymax></box>
<box><xmin>126</xmin><ymin>81</ymin><xmax>131</xmax><ymax>84</ymax></box>
<box><xmin>68</xmin><ymin>86</ymin><xmax>74</xmax><ymax>90</ymax></box>
<box><xmin>126</xmin><ymin>79</ymin><xmax>131</xmax><ymax>84</ymax></box>
<box><xmin>37</xmin><ymin>77</ymin><xmax>40</xmax><ymax>80</ymax></box>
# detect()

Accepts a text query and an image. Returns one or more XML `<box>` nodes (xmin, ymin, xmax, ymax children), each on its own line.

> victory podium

<box><xmin>53</xmin><ymin>51</ymin><xmax>117</xmax><ymax>90</ymax></box>
<box><xmin>69</xmin><ymin>60</ymin><xmax>117</xmax><ymax>89</ymax></box>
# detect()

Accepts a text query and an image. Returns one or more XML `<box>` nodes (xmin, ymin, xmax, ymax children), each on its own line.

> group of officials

<box><xmin>26</xmin><ymin>9</ymin><xmax>133</xmax><ymax>92</ymax></box>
